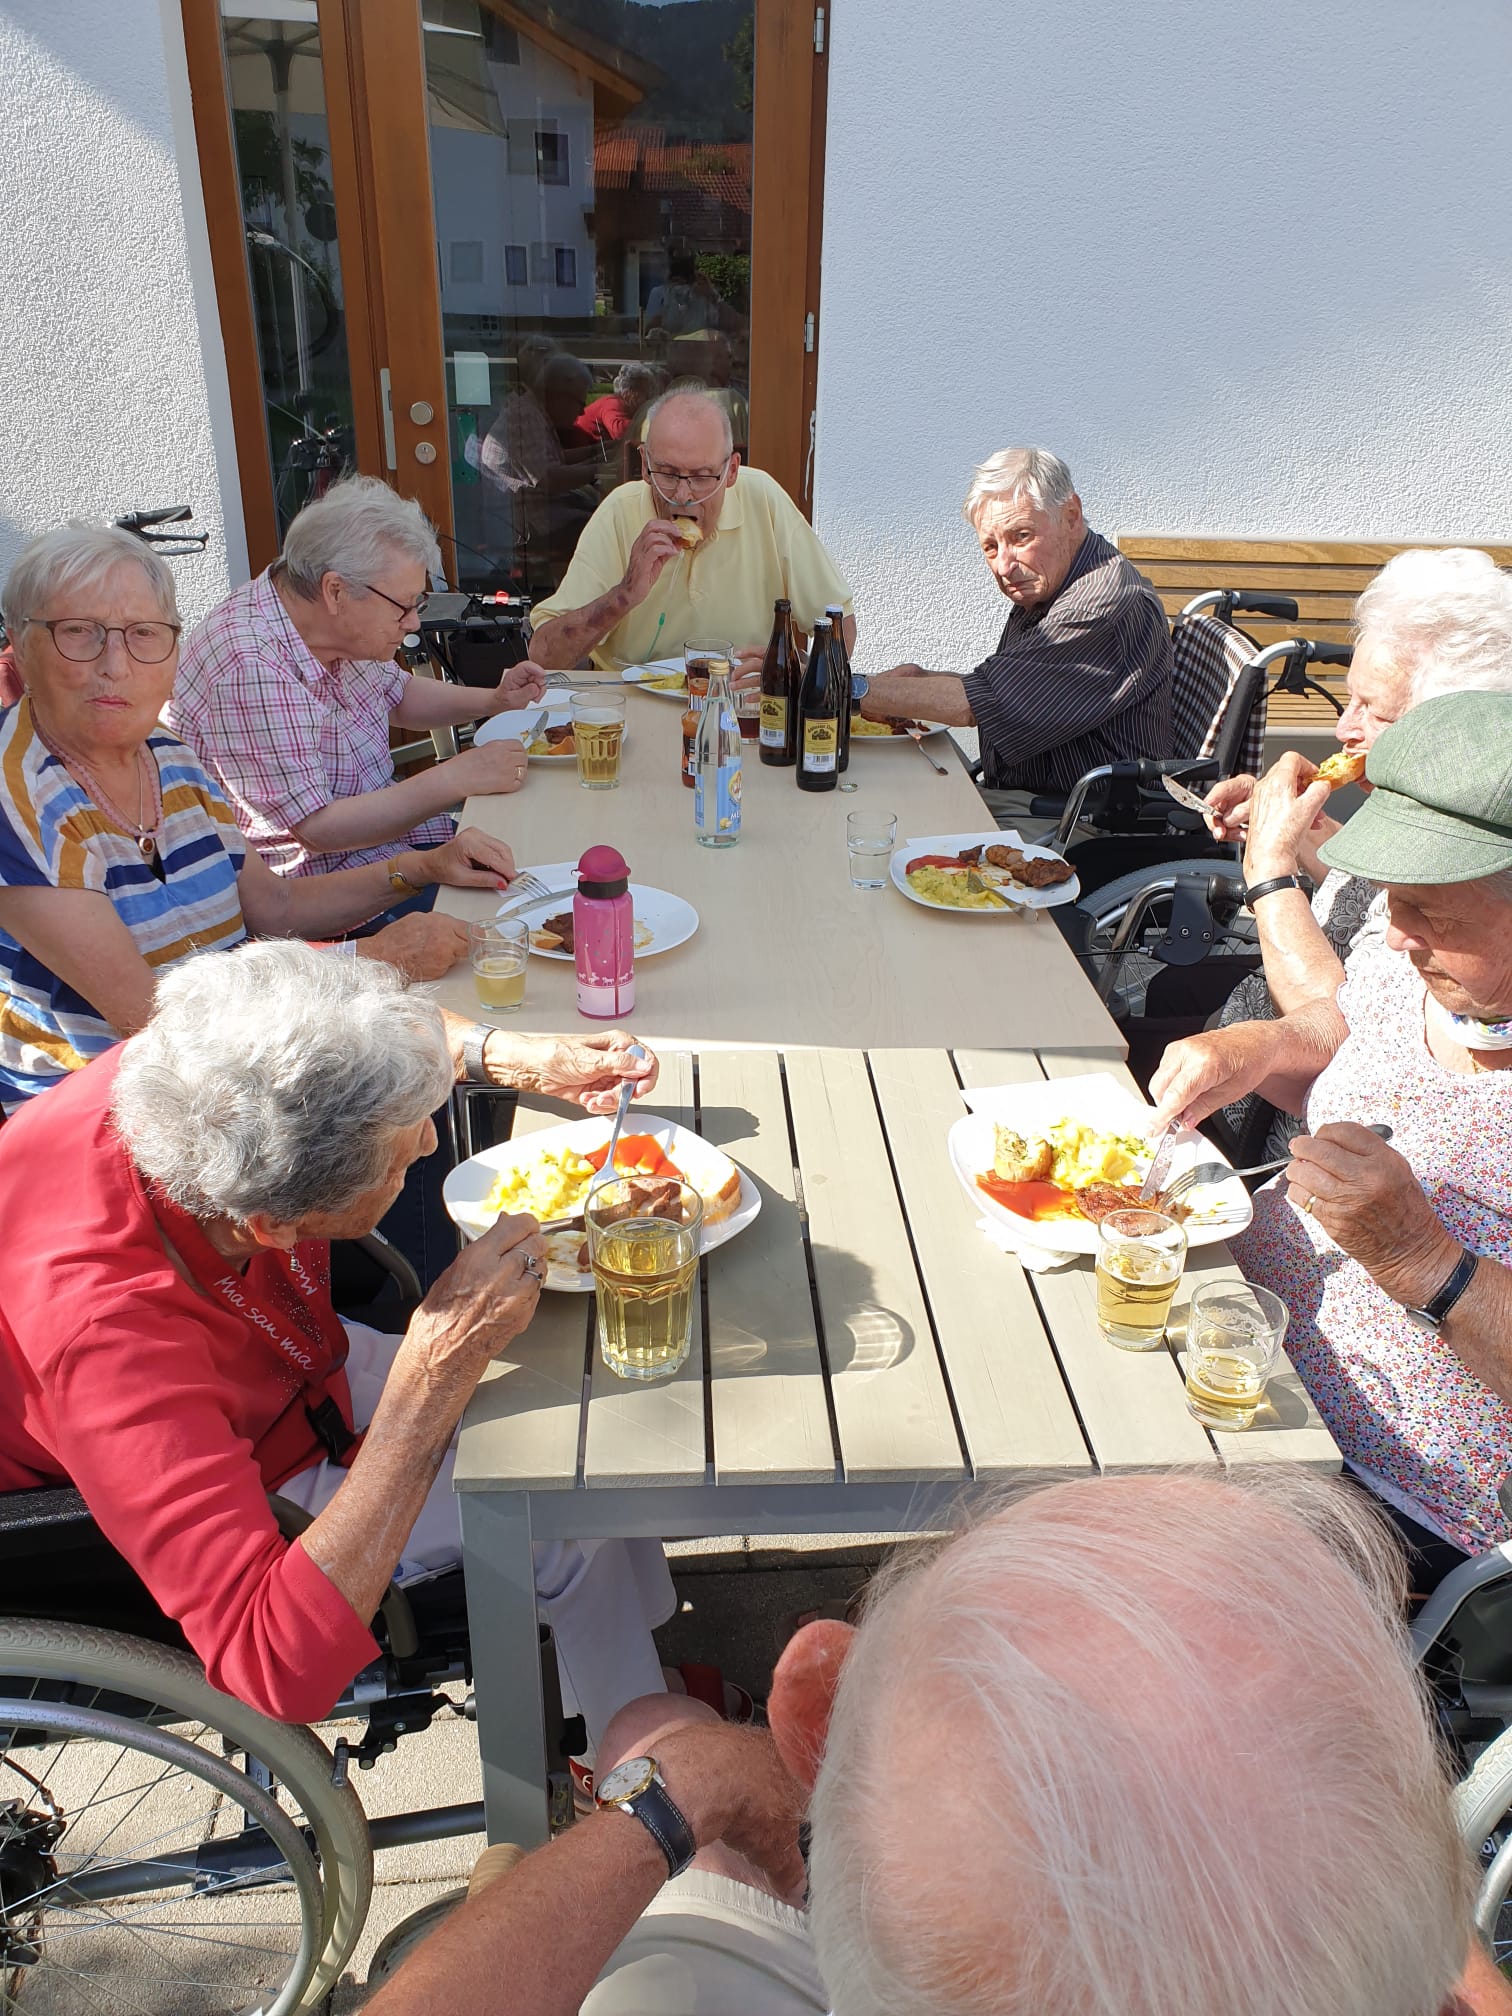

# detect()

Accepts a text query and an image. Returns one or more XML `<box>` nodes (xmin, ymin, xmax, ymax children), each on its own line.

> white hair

<box><xmin>278</xmin><ymin>474</ymin><xmax>441</xmax><ymax>601</ymax></box>
<box><xmin>962</xmin><ymin>447</ymin><xmax>1076</xmax><ymax>526</ymax></box>
<box><xmin>810</xmin><ymin>1469</ymin><xmax>1470</xmax><ymax>2016</ymax></box>
<box><xmin>111</xmin><ymin>941</ymin><xmax>453</xmax><ymax>1226</ymax></box>
<box><xmin>3</xmin><ymin>524</ymin><xmax>179</xmax><ymax>649</ymax></box>
<box><xmin>641</xmin><ymin>388</ymin><xmax>733</xmax><ymax>459</ymax></box>
<box><xmin>613</xmin><ymin>361</ymin><xmax>656</xmax><ymax>402</ymax></box>
<box><xmin>1354</xmin><ymin>547</ymin><xmax>1512</xmax><ymax>706</ymax></box>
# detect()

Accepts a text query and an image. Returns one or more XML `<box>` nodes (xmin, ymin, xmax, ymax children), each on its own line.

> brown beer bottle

<box><xmin>758</xmin><ymin>598</ymin><xmax>800</xmax><ymax>767</ymax></box>
<box><xmin>796</xmin><ymin>619</ymin><xmax>840</xmax><ymax>792</ymax></box>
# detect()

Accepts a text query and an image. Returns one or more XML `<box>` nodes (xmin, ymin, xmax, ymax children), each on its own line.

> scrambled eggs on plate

<box><xmin>993</xmin><ymin>1119</ymin><xmax>1146</xmax><ymax>1188</ymax></box>
<box><xmin>484</xmin><ymin>1148</ymin><xmax>597</xmax><ymax>1223</ymax></box>
<box><xmin>906</xmin><ymin>866</ymin><xmax>1007</xmax><ymax>910</ymax></box>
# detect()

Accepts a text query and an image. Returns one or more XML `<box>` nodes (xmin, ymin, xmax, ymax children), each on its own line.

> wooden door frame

<box><xmin>749</xmin><ymin>0</ymin><xmax>830</xmax><ymax>516</ymax></box>
<box><xmin>182</xmin><ymin>0</ymin><xmax>830</xmax><ymax>569</ymax></box>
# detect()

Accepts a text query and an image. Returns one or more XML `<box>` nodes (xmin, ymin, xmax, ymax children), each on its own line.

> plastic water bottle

<box><xmin>573</xmin><ymin>844</ymin><xmax>635</xmax><ymax>1018</ymax></box>
<box><xmin>693</xmin><ymin>659</ymin><xmax>742</xmax><ymax>848</ymax></box>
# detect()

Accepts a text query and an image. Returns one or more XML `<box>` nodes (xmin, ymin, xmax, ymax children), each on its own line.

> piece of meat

<box><xmin>982</xmin><ymin>843</ymin><xmax>1026</xmax><ymax>872</ymax></box>
<box><xmin>958</xmin><ymin>844</ymin><xmax>984</xmax><ymax>866</ymax></box>
<box><xmin>542</xmin><ymin>911</ymin><xmax>575</xmax><ymax>954</ymax></box>
<box><xmin>1013</xmin><ymin>854</ymin><xmax>1076</xmax><ymax>889</ymax></box>
<box><xmin>1073</xmin><ymin>1182</ymin><xmax>1133</xmax><ymax>1223</ymax></box>
<box><xmin>594</xmin><ymin>1175</ymin><xmax>687</xmax><ymax>1226</ymax></box>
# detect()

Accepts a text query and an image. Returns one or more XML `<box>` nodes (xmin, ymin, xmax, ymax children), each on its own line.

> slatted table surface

<box><xmin>456</xmin><ymin>1045</ymin><xmax>1338</xmax><ymax>1845</ymax></box>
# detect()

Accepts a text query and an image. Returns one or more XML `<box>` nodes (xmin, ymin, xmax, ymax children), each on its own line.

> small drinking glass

<box><xmin>570</xmin><ymin>689</ymin><xmax>626</xmax><ymax>790</ymax></box>
<box><xmin>1183</xmin><ymin>1280</ymin><xmax>1288</xmax><ymax>1430</ymax></box>
<box><xmin>1094</xmin><ymin>1208</ymin><xmax>1188</xmax><ymax>1350</ymax></box>
<box><xmin>847</xmin><ymin>809</ymin><xmax>897</xmax><ymax>889</ymax></box>
<box><xmin>469</xmin><ymin>917</ymin><xmax>529</xmax><ymax>1015</ymax></box>
<box><xmin>587</xmin><ymin>1177</ymin><xmax>704</xmax><ymax>1382</ymax></box>
<box><xmin>684</xmin><ymin>638</ymin><xmax>733</xmax><ymax>695</ymax></box>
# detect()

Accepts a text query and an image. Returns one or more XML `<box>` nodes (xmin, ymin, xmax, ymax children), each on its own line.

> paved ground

<box><xmin>320</xmin><ymin>1539</ymin><xmax>898</xmax><ymax>2009</ymax></box>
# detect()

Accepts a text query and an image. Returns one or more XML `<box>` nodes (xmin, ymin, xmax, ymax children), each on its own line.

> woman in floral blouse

<box><xmin>1153</xmin><ymin>690</ymin><xmax>1512</xmax><ymax>1589</ymax></box>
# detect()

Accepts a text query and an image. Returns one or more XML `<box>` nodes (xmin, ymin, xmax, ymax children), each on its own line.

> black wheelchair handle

<box><xmin>1306</xmin><ymin>642</ymin><xmax>1353</xmax><ymax>667</ymax></box>
<box><xmin>1230</xmin><ymin>592</ymin><xmax>1299</xmax><ymax>621</ymax></box>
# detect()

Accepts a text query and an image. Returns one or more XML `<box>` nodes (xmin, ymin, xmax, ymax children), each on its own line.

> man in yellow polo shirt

<box><xmin>526</xmin><ymin>390</ymin><xmax>855</xmax><ymax>672</ymax></box>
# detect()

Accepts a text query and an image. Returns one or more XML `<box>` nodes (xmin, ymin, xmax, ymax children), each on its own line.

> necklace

<box><xmin>30</xmin><ymin>711</ymin><xmax>163</xmax><ymax>865</ymax></box>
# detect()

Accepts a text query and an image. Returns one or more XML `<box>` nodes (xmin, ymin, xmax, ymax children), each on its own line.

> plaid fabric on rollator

<box><xmin>1169</xmin><ymin>612</ymin><xmax>1268</xmax><ymax>775</ymax></box>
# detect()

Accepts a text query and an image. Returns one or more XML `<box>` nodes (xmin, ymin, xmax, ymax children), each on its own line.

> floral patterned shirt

<box><xmin>1233</xmin><ymin>940</ymin><xmax>1512</xmax><ymax>1552</ymax></box>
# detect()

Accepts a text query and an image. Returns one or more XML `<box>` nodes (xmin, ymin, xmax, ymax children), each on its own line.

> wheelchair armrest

<box><xmin>0</xmin><ymin>1483</ymin><xmax>98</xmax><ymax>1559</ymax></box>
<box><xmin>1410</xmin><ymin>1538</ymin><xmax>1512</xmax><ymax>1666</ymax></box>
<box><xmin>267</xmin><ymin>1492</ymin><xmax>421</xmax><ymax>1661</ymax></box>
<box><xmin>353</xmin><ymin>1229</ymin><xmax>422</xmax><ymax>1303</ymax></box>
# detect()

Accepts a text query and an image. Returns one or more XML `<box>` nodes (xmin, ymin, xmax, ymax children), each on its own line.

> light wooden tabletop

<box><xmin>432</xmin><ymin>698</ymin><xmax>1125</xmax><ymax>1055</ymax></box>
<box><xmin>455</xmin><ymin>1048</ymin><xmax>1339</xmax><ymax>1504</ymax></box>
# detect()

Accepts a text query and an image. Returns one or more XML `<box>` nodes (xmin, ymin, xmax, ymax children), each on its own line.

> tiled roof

<box><xmin>594</xmin><ymin>129</ymin><xmax>752</xmax><ymax>211</ymax></box>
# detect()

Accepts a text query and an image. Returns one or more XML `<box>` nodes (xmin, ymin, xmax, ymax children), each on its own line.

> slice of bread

<box><xmin>672</xmin><ymin>517</ymin><xmax>704</xmax><ymax>545</ymax></box>
<box><xmin>700</xmin><ymin>1163</ymin><xmax>744</xmax><ymax>1223</ymax></box>
<box><xmin>1316</xmin><ymin>749</ymin><xmax>1366</xmax><ymax>790</ymax></box>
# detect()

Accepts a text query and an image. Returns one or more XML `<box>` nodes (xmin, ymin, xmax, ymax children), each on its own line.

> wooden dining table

<box><xmin>434</xmin><ymin>689</ymin><xmax>1339</xmax><ymax>1847</ymax></box>
<box><xmin>430</xmin><ymin>695</ymin><xmax>1125</xmax><ymax>1054</ymax></box>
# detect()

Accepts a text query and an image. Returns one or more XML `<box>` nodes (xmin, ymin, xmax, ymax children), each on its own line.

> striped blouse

<box><xmin>0</xmin><ymin>700</ymin><xmax>247</xmax><ymax>1109</ymax></box>
<box><xmin>963</xmin><ymin>529</ymin><xmax>1174</xmax><ymax>793</ymax></box>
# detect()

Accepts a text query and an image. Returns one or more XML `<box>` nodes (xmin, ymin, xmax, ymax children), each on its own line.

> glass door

<box><xmin>421</xmin><ymin>0</ymin><xmax>754</xmax><ymax>598</ymax></box>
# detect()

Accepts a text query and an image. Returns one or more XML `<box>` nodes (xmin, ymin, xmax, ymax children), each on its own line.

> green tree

<box><xmin>723</xmin><ymin>13</ymin><xmax>755</xmax><ymax>116</ymax></box>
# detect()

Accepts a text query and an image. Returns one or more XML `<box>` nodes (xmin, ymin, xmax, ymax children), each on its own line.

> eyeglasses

<box><xmin>642</xmin><ymin>453</ymin><xmax>731</xmax><ymax>504</ymax></box>
<box><xmin>360</xmin><ymin>582</ymin><xmax>430</xmax><ymax>621</ymax></box>
<box><xmin>21</xmin><ymin>617</ymin><xmax>181</xmax><ymax>664</ymax></box>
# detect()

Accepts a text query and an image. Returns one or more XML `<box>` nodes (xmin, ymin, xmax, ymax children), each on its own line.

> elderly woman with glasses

<box><xmin>0</xmin><ymin>941</ymin><xmax>669</xmax><ymax>1734</ymax></box>
<box><xmin>0</xmin><ymin>522</ymin><xmax>541</xmax><ymax>1110</ymax></box>
<box><xmin>169</xmin><ymin>475</ymin><xmax>547</xmax><ymax>889</ymax></box>
<box><xmin>526</xmin><ymin>389</ymin><xmax>855</xmax><ymax>676</ymax></box>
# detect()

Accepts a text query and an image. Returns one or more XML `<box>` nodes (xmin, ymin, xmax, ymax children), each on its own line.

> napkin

<box><xmin>975</xmin><ymin>1216</ymin><xmax>1079</xmax><ymax>1272</ymax></box>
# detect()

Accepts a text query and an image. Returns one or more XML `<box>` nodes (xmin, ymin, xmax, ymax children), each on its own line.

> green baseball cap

<box><xmin>1317</xmin><ymin>690</ymin><xmax>1512</xmax><ymax>885</ymax></box>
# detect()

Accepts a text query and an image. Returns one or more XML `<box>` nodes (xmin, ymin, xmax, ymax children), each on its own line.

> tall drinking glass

<box><xmin>588</xmin><ymin>1178</ymin><xmax>703</xmax><ymax>1381</ymax></box>
<box><xmin>469</xmin><ymin>917</ymin><xmax>529</xmax><ymax>1014</ymax></box>
<box><xmin>571</xmin><ymin>689</ymin><xmax>626</xmax><ymax>790</ymax></box>
<box><xmin>1094</xmin><ymin>1208</ymin><xmax>1187</xmax><ymax>1350</ymax></box>
<box><xmin>1184</xmin><ymin>1280</ymin><xmax>1288</xmax><ymax>1430</ymax></box>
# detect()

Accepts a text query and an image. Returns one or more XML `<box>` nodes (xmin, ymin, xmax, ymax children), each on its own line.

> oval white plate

<box><xmin>474</xmin><ymin>704</ymin><xmax>630</xmax><ymax>765</ymax></box>
<box><xmin>890</xmin><ymin>830</ymin><xmax>1081</xmax><ymax>913</ymax></box>
<box><xmin>849</xmin><ymin>722</ymin><xmax>949</xmax><ymax>747</ymax></box>
<box><xmin>623</xmin><ymin>657</ymin><xmax>690</xmax><ymax>700</ymax></box>
<box><xmin>443</xmin><ymin>1111</ymin><xmax>762</xmax><ymax>1290</ymax></box>
<box><xmin>498</xmin><ymin>861</ymin><xmax>699</xmax><ymax>960</ymax></box>
<box><xmin>947</xmin><ymin>1071</ymin><xmax>1252</xmax><ymax>1256</ymax></box>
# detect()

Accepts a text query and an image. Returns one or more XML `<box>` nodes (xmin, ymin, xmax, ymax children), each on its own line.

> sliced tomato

<box><xmin>583</xmin><ymin>1133</ymin><xmax>683</xmax><ymax>1178</ymax></box>
<box><xmin>906</xmin><ymin>854</ymin><xmax>965</xmax><ymax>873</ymax></box>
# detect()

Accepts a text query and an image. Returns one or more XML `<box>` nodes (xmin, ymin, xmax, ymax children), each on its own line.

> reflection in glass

<box><xmin>223</xmin><ymin>8</ymin><xmax>357</xmax><ymax>532</ymax></box>
<box><xmin>423</xmin><ymin>0</ymin><xmax>754</xmax><ymax>596</ymax></box>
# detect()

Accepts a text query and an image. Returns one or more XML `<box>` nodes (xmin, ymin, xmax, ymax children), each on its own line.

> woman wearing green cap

<box><xmin>1151</xmin><ymin>688</ymin><xmax>1512</xmax><ymax>1592</ymax></box>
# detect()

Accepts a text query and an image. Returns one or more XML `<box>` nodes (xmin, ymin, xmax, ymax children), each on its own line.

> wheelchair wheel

<box><xmin>1455</xmin><ymin>1722</ymin><xmax>1512</xmax><ymax>1966</ymax></box>
<box><xmin>0</xmin><ymin>1619</ymin><xmax>372</xmax><ymax>2013</ymax></box>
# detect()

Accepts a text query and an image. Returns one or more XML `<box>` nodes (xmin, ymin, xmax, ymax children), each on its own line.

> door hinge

<box><xmin>804</xmin><ymin>312</ymin><xmax>815</xmax><ymax>354</ymax></box>
<box><xmin>813</xmin><ymin>6</ymin><xmax>825</xmax><ymax>54</ymax></box>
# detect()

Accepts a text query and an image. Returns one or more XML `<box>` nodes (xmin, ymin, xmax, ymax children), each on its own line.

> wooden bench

<box><xmin>1118</xmin><ymin>534</ymin><xmax>1512</xmax><ymax>731</ymax></box>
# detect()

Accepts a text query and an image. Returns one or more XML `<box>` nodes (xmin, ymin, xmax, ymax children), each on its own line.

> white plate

<box><xmin>475</xmin><ymin>704</ymin><xmax>630</xmax><ymax>765</ymax></box>
<box><xmin>849</xmin><ymin>721</ymin><xmax>949</xmax><ymax>747</ymax></box>
<box><xmin>443</xmin><ymin>1112</ymin><xmax>763</xmax><ymax>1291</ymax></box>
<box><xmin>623</xmin><ymin>657</ymin><xmax>691</xmax><ymax>700</ymax></box>
<box><xmin>497</xmin><ymin>861</ymin><xmax>699</xmax><ymax>960</ymax></box>
<box><xmin>947</xmin><ymin>1071</ymin><xmax>1252</xmax><ymax>1256</ymax></box>
<box><xmin>890</xmin><ymin>830</ymin><xmax>1081</xmax><ymax>913</ymax></box>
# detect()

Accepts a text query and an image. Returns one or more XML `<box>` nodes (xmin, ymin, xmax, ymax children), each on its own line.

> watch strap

<box><xmin>461</xmin><ymin>1024</ymin><xmax>491</xmax><ymax>1084</ymax></box>
<box><xmin>615</xmin><ymin>1777</ymin><xmax>697</xmax><ymax>1880</ymax></box>
<box><xmin>1420</xmin><ymin>1245</ymin><xmax>1479</xmax><ymax>1326</ymax></box>
<box><xmin>1243</xmin><ymin>875</ymin><xmax>1303</xmax><ymax>907</ymax></box>
<box><xmin>388</xmin><ymin>860</ymin><xmax>422</xmax><ymax>899</ymax></box>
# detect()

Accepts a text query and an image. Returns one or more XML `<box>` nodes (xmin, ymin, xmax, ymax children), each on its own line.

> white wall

<box><xmin>815</xmin><ymin>0</ymin><xmax>1512</xmax><ymax>674</ymax></box>
<box><xmin>0</xmin><ymin>0</ymin><xmax>246</xmax><ymax>624</ymax></box>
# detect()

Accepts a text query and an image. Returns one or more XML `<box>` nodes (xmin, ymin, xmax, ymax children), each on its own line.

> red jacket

<box><xmin>0</xmin><ymin>1049</ymin><xmax>377</xmax><ymax>1719</ymax></box>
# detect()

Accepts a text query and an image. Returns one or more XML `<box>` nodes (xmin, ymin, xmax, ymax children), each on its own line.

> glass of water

<box><xmin>1183</xmin><ymin>1280</ymin><xmax>1288</xmax><ymax>1430</ymax></box>
<box><xmin>847</xmin><ymin>810</ymin><xmax>897</xmax><ymax>889</ymax></box>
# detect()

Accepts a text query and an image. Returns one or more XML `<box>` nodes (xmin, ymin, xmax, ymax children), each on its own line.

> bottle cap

<box><xmin>577</xmin><ymin>844</ymin><xmax>630</xmax><ymax>898</ymax></box>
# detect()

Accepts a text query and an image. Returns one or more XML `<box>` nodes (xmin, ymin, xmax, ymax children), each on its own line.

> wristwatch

<box><xmin>1402</xmin><ymin>1246</ymin><xmax>1479</xmax><ymax>1335</ymax></box>
<box><xmin>848</xmin><ymin>670</ymin><xmax>870</xmax><ymax>702</ymax></box>
<box><xmin>595</xmin><ymin>1755</ymin><xmax>697</xmax><ymax>1879</ymax></box>
<box><xmin>1242</xmin><ymin>874</ymin><xmax>1303</xmax><ymax>907</ymax></box>
<box><xmin>460</xmin><ymin>1024</ymin><xmax>492</xmax><ymax>1084</ymax></box>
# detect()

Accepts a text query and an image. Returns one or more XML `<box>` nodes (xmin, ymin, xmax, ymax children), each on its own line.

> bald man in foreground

<box><xmin>370</xmin><ymin>1468</ymin><xmax>1509</xmax><ymax>2016</ymax></box>
<box><xmin>527</xmin><ymin>389</ymin><xmax>854</xmax><ymax>673</ymax></box>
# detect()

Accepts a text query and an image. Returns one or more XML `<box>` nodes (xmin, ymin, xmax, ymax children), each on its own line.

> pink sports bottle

<box><xmin>573</xmin><ymin>845</ymin><xmax>635</xmax><ymax>1019</ymax></box>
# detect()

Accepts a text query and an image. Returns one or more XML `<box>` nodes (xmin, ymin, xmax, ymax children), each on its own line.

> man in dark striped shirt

<box><xmin>857</xmin><ymin>448</ymin><xmax>1172</xmax><ymax>818</ymax></box>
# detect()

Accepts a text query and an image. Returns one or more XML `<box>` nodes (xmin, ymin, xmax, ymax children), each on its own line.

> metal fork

<box><xmin>1159</xmin><ymin>1122</ymin><xmax>1393</xmax><ymax>1207</ymax></box>
<box><xmin>497</xmin><ymin>871</ymin><xmax>573</xmax><ymax>914</ymax></box>
<box><xmin>906</xmin><ymin>725</ymin><xmax>951</xmax><ymax>775</ymax></box>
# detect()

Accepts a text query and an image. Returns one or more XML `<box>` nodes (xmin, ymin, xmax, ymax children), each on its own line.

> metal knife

<box><xmin>522</xmin><ymin>708</ymin><xmax>551</xmax><ymax>743</ymax></box>
<box><xmin>1139</xmin><ymin>1123</ymin><xmax>1181</xmax><ymax>1202</ymax></box>
<box><xmin>1161</xmin><ymin>774</ymin><xmax>1215</xmax><ymax>819</ymax></box>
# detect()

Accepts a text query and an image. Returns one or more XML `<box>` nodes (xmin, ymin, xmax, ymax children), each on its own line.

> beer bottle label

<box><xmin>759</xmin><ymin>694</ymin><xmax>787</xmax><ymax>749</ymax></box>
<box><xmin>694</xmin><ymin>760</ymin><xmax>743</xmax><ymax>836</ymax></box>
<box><xmin>802</xmin><ymin>719</ymin><xmax>837</xmax><ymax>773</ymax></box>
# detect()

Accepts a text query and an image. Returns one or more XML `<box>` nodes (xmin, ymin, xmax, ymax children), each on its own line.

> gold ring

<box><xmin>1297</xmin><ymin>1194</ymin><xmax>1315</xmax><ymax>1217</ymax></box>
